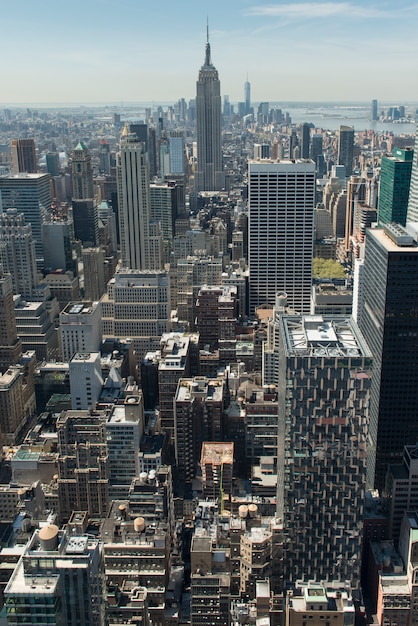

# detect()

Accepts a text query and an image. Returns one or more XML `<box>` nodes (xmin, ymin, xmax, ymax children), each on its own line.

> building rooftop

<box><xmin>201</xmin><ymin>442</ymin><xmax>234</xmax><ymax>466</ymax></box>
<box><xmin>61</xmin><ymin>301</ymin><xmax>98</xmax><ymax>316</ymax></box>
<box><xmin>71</xmin><ymin>352</ymin><xmax>100</xmax><ymax>364</ymax></box>
<box><xmin>371</xmin><ymin>225</ymin><xmax>418</xmax><ymax>252</ymax></box>
<box><xmin>175</xmin><ymin>377</ymin><xmax>224</xmax><ymax>403</ymax></box>
<box><xmin>281</xmin><ymin>315</ymin><xmax>372</xmax><ymax>358</ymax></box>
<box><xmin>0</xmin><ymin>173</ymin><xmax>49</xmax><ymax>181</ymax></box>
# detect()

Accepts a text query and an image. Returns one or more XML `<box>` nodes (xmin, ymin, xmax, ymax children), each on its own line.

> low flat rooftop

<box><xmin>201</xmin><ymin>442</ymin><xmax>234</xmax><ymax>466</ymax></box>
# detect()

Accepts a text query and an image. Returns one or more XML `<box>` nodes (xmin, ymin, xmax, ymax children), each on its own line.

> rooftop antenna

<box><xmin>205</xmin><ymin>17</ymin><xmax>212</xmax><ymax>66</ymax></box>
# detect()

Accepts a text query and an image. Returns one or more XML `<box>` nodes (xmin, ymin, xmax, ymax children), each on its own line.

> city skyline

<box><xmin>1</xmin><ymin>0</ymin><xmax>417</xmax><ymax>104</ymax></box>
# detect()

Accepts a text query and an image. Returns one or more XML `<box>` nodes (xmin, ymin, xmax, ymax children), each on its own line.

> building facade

<box><xmin>359</xmin><ymin>224</ymin><xmax>418</xmax><ymax>490</ymax></box>
<box><xmin>0</xmin><ymin>173</ymin><xmax>51</xmax><ymax>264</ymax></box>
<box><xmin>0</xmin><ymin>268</ymin><xmax>22</xmax><ymax>373</ymax></box>
<box><xmin>378</xmin><ymin>147</ymin><xmax>413</xmax><ymax>226</ymax></box>
<box><xmin>117</xmin><ymin>129</ymin><xmax>163</xmax><ymax>271</ymax></box>
<box><xmin>10</xmin><ymin>138</ymin><xmax>37</xmax><ymax>175</ymax></box>
<box><xmin>337</xmin><ymin>125</ymin><xmax>354</xmax><ymax>178</ymax></box>
<box><xmin>59</xmin><ymin>301</ymin><xmax>102</xmax><ymax>362</ymax></box>
<box><xmin>101</xmin><ymin>269</ymin><xmax>170</xmax><ymax>364</ymax></box>
<box><xmin>248</xmin><ymin>159</ymin><xmax>315</xmax><ymax>315</ymax></box>
<box><xmin>0</xmin><ymin>209</ymin><xmax>38</xmax><ymax>297</ymax></box>
<box><xmin>277</xmin><ymin>314</ymin><xmax>372</xmax><ymax>587</ymax></box>
<box><xmin>69</xmin><ymin>352</ymin><xmax>103</xmax><ymax>410</ymax></box>
<box><xmin>71</xmin><ymin>141</ymin><xmax>94</xmax><ymax>200</ymax></box>
<box><xmin>407</xmin><ymin>124</ymin><xmax>418</xmax><ymax>222</ymax></box>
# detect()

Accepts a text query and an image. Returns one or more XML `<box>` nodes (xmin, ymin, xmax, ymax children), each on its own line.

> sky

<box><xmin>1</xmin><ymin>0</ymin><xmax>417</xmax><ymax>105</ymax></box>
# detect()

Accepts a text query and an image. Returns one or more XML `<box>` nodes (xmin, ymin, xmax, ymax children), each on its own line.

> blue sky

<box><xmin>1</xmin><ymin>0</ymin><xmax>417</xmax><ymax>104</ymax></box>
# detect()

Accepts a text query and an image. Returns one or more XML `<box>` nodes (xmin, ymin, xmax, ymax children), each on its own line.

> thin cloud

<box><xmin>245</xmin><ymin>2</ymin><xmax>389</xmax><ymax>19</ymax></box>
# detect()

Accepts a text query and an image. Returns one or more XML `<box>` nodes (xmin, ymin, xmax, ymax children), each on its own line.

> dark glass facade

<box><xmin>360</xmin><ymin>226</ymin><xmax>418</xmax><ymax>490</ymax></box>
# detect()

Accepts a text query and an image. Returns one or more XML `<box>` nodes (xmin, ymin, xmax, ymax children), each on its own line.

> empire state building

<box><xmin>195</xmin><ymin>31</ymin><xmax>224</xmax><ymax>192</ymax></box>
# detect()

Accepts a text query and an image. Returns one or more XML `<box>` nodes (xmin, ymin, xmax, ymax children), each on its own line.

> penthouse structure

<box><xmin>285</xmin><ymin>582</ymin><xmax>355</xmax><ymax>626</ymax></box>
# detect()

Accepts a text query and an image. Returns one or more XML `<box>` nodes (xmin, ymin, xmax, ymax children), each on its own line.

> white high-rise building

<box><xmin>59</xmin><ymin>301</ymin><xmax>102</xmax><ymax>362</ymax></box>
<box><xmin>101</xmin><ymin>268</ymin><xmax>170</xmax><ymax>363</ymax></box>
<box><xmin>248</xmin><ymin>159</ymin><xmax>315</xmax><ymax>315</ymax></box>
<box><xmin>106</xmin><ymin>394</ymin><xmax>144</xmax><ymax>499</ymax></box>
<box><xmin>117</xmin><ymin>128</ymin><xmax>163</xmax><ymax>271</ymax></box>
<box><xmin>69</xmin><ymin>351</ymin><xmax>103</xmax><ymax>410</ymax></box>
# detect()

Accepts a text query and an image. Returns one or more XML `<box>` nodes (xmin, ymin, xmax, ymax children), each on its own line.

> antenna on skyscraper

<box><xmin>204</xmin><ymin>17</ymin><xmax>212</xmax><ymax>66</ymax></box>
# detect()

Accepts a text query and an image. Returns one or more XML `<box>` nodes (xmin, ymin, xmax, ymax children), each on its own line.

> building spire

<box><xmin>205</xmin><ymin>18</ymin><xmax>211</xmax><ymax>66</ymax></box>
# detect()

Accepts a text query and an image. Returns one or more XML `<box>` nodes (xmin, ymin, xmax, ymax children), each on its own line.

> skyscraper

<box><xmin>169</xmin><ymin>130</ymin><xmax>185</xmax><ymax>174</ymax></box>
<box><xmin>244</xmin><ymin>78</ymin><xmax>251</xmax><ymax>115</ymax></box>
<box><xmin>0</xmin><ymin>209</ymin><xmax>38</xmax><ymax>297</ymax></box>
<box><xmin>10</xmin><ymin>138</ymin><xmax>37</xmax><ymax>174</ymax></box>
<box><xmin>406</xmin><ymin>125</ymin><xmax>418</xmax><ymax>222</ymax></box>
<box><xmin>378</xmin><ymin>147</ymin><xmax>413</xmax><ymax>226</ymax></box>
<box><xmin>338</xmin><ymin>125</ymin><xmax>355</xmax><ymax>177</ymax></box>
<box><xmin>59</xmin><ymin>300</ymin><xmax>102</xmax><ymax>362</ymax></box>
<box><xmin>46</xmin><ymin>151</ymin><xmax>60</xmax><ymax>177</ymax></box>
<box><xmin>117</xmin><ymin>127</ymin><xmax>163</xmax><ymax>271</ymax></box>
<box><xmin>300</xmin><ymin>123</ymin><xmax>310</xmax><ymax>159</ymax></box>
<box><xmin>101</xmin><ymin>269</ymin><xmax>170</xmax><ymax>362</ymax></box>
<box><xmin>248</xmin><ymin>158</ymin><xmax>315</xmax><ymax>315</ymax></box>
<box><xmin>72</xmin><ymin>199</ymin><xmax>99</xmax><ymax>247</ymax></box>
<box><xmin>71</xmin><ymin>141</ymin><xmax>94</xmax><ymax>200</ymax></box>
<box><xmin>69</xmin><ymin>351</ymin><xmax>103</xmax><ymax>410</ymax></box>
<box><xmin>277</xmin><ymin>314</ymin><xmax>372</xmax><ymax>587</ymax></box>
<box><xmin>359</xmin><ymin>223</ymin><xmax>418</xmax><ymax>490</ymax></box>
<box><xmin>0</xmin><ymin>268</ymin><xmax>22</xmax><ymax>373</ymax></box>
<box><xmin>371</xmin><ymin>99</ymin><xmax>378</xmax><ymax>121</ymax></box>
<box><xmin>42</xmin><ymin>218</ymin><xmax>74</xmax><ymax>272</ymax></box>
<box><xmin>194</xmin><ymin>28</ymin><xmax>224</xmax><ymax>192</ymax></box>
<box><xmin>0</xmin><ymin>173</ymin><xmax>51</xmax><ymax>265</ymax></box>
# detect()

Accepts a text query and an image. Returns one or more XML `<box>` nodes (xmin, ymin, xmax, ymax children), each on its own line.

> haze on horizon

<box><xmin>1</xmin><ymin>0</ymin><xmax>417</xmax><ymax>105</ymax></box>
